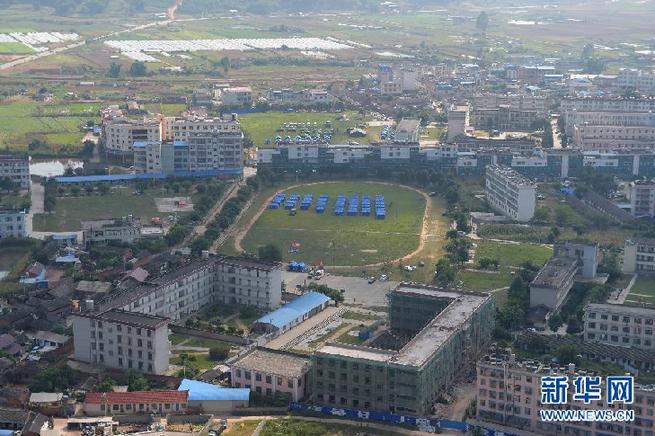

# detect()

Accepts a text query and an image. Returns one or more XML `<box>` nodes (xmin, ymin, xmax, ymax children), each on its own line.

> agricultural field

<box><xmin>241</xmin><ymin>181</ymin><xmax>427</xmax><ymax>266</ymax></box>
<box><xmin>0</xmin><ymin>42</ymin><xmax>34</xmax><ymax>54</ymax></box>
<box><xmin>33</xmin><ymin>186</ymin><xmax>193</xmax><ymax>232</ymax></box>
<box><xmin>0</xmin><ymin>97</ymin><xmax>99</xmax><ymax>151</ymax></box>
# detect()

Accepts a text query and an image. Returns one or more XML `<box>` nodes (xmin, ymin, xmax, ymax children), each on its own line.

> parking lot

<box><xmin>282</xmin><ymin>271</ymin><xmax>397</xmax><ymax>308</ymax></box>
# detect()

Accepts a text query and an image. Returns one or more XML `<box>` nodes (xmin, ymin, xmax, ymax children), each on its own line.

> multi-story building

<box><xmin>447</xmin><ymin>104</ymin><xmax>470</xmax><ymax>142</ymax></box>
<box><xmin>470</xmin><ymin>93</ymin><xmax>549</xmax><ymax>132</ymax></box>
<box><xmin>268</xmin><ymin>89</ymin><xmax>333</xmax><ymax>107</ymax></box>
<box><xmin>572</xmin><ymin>124</ymin><xmax>655</xmax><ymax>152</ymax></box>
<box><xmin>529</xmin><ymin>256</ymin><xmax>578</xmax><ymax>310</ymax></box>
<box><xmin>221</xmin><ymin>87</ymin><xmax>253</xmax><ymax>107</ymax></box>
<box><xmin>311</xmin><ymin>285</ymin><xmax>495</xmax><ymax>416</ymax></box>
<box><xmin>231</xmin><ymin>348</ymin><xmax>311</xmax><ymax>401</ymax></box>
<box><xmin>83</xmin><ymin>390</ymin><xmax>188</xmax><ymax>416</ymax></box>
<box><xmin>0</xmin><ymin>155</ymin><xmax>30</xmax><ymax>191</ymax></box>
<box><xmin>103</xmin><ymin>118</ymin><xmax>163</xmax><ymax>155</ymax></box>
<box><xmin>73</xmin><ymin>256</ymin><xmax>282</xmax><ymax>374</ymax></box>
<box><xmin>622</xmin><ymin>239</ymin><xmax>655</xmax><ymax>274</ymax></box>
<box><xmin>81</xmin><ymin>216</ymin><xmax>142</xmax><ymax>246</ymax></box>
<box><xmin>553</xmin><ymin>240</ymin><xmax>599</xmax><ymax>279</ymax></box>
<box><xmin>485</xmin><ymin>165</ymin><xmax>537</xmax><ymax>222</ymax></box>
<box><xmin>71</xmin><ymin>309</ymin><xmax>170</xmax><ymax>374</ymax></box>
<box><xmin>630</xmin><ymin>180</ymin><xmax>655</xmax><ymax>218</ymax></box>
<box><xmin>476</xmin><ymin>350</ymin><xmax>651</xmax><ymax>436</ymax></box>
<box><xmin>393</xmin><ymin>119</ymin><xmax>420</xmax><ymax>143</ymax></box>
<box><xmin>0</xmin><ymin>210</ymin><xmax>26</xmax><ymax>239</ymax></box>
<box><xmin>584</xmin><ymin>303</ymin><xmax>655</xmax><ymax>351</ymax></box>
<box><xmin>617</xmin><ymin>68</ymin><xmax>655</xmax><ymax>95</ymax></box>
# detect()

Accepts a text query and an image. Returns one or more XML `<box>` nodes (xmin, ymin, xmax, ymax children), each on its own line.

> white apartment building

<box><xmin>630</xmin><ymin>181</ymin><xmax>655</xmax><ymax>218</ymax></box>
<box><xmin>0</xmin><ymin>210</ymin><xmax>26</xmax><ymax>239</ymax></box>
<box><xmin>573</xmin><ymin>125</ymin><xmax>655</xmax><ymax>151</ymax></box>
<box><xmin>82</xmin><ymin>216</ymin><xmax>142</xmax><ymax>246</ymax></box>
<box><xmin>213</xmin><ymin>257</ymin><xmax>282</xmax><ymax>310</ymax></box>
<box><xmin>529</xmin><ymin>256</ymin><xmax>578</xmax><ymax>310</ymax></box>
<box><xmin>477</xmin><ymin>351</ymin><xmax>653</xmax><ymax>436</ymax></box>
<box><xmin>185</xmin><ymin>129</ymin><xmax>243</xmax><ymax>172</ymax></box>
<box><xmin>168</xmin><ymin>115</ymin><xmax>242</xmax><ymax>142</ymax></box>
<box><xmin>623</xmin><ymin>239</ymin><xmax>655</xmax><ymax>274</ymax></box>
<box><xmin>584</xmin><ymin>303</ymin><xmax>655</xmax><ymax>351</ymax></box>
<box><xmin>72</xmin><ymin>309</ymin><xmax>169</xmax><ymax>374</ymax></box>
<box><xmin>618</xmin><ymin>68</ymin><xmax>655</xmax><ymax>95</ymax></box>
<box><xmin>485</xmin><ymin>165</ymin><xmax>536</xmax><ymax>222</ymax></box>
<box><xmin>221</xmin><ymin>87</ymin><xmax>253</xmax><ymax>107</ymax></box>
<box><xmin>447</xmin><ymin>104</ymin><xmax>470</xmax><ymax>142</ymax></box>
<box><xmin>553</xmin><ymin>240</ymin><xmax>599</xmax><ymax>279</ymax></box>
<box><xmin>104</xmin><ymin>119</ymin><xmax>163</xmax><ymax>155</ymax></box>
<box><xmin>0</xmin><ymin>155</ymin><xmax>30</xmax><ymax>191</ymax></box>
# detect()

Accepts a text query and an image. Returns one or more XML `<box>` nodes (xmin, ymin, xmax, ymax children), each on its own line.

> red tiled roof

<box><xmin>85</xmin><ymin>390</ymin><xmax>188</xmax><ymax>405</ymax></box>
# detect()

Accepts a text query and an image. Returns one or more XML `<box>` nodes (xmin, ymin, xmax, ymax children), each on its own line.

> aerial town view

<box><xmin>1</xmin><ymin>0</ymin><xmax>655</xmax><ymax>435</ymax></box>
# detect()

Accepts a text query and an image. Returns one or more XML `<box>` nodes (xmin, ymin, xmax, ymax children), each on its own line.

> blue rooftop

<box><xmin>254</xmin><ymin>292</ymin><xmax>331</xmax><ymax>329</ymax></box>
<box><xmin>178</xmin><ymin>379</ymin><xmax>250</xmax><ymax>402</ymax></box>
<box><xmin>133</xmin><ymin>140</ymin><xmax>162</xmax><ymax>148</ymax></box>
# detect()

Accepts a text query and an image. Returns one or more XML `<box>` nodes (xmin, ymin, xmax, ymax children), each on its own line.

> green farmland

<box><xmin>242</xmin><ymin>181</ymin><xmax>427</xmax><ymax>266</ymax></box>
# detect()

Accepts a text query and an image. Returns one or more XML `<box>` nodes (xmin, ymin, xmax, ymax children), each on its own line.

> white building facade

<box><xmin>485</xmin><ymin>164</ymin><xmax>536</xmax><ymax>222</ymax></box>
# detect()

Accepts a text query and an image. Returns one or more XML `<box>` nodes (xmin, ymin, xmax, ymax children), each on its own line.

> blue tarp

<box><xmin>179</xmin><ymin>379</ymin><xmax>250</xmax><ymax>402</ymax></box>
<box><xmin>254</xmin><ymin>292</ymin><xmax>331</xmax><ymax>329</ymax></box>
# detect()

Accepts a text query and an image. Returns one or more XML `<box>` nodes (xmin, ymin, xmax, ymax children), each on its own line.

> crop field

<box><xmin>0</xmin><ymin>98</ymin><xmax>100</xmax><ymax>151</ymax></box>
<box><xmin>238</xmin><ymin>111</ymin><xmax>370</xmax><ymax>147</ymax></box>
<box><xmin>0</xmin><ymin>42</ymin><xmax>34</xmax><ymax>54</ymax></box>
<box><xmin>241</xmin><ymin>181</ymin><xmax>426</xmax><ymax>266</ymax></box>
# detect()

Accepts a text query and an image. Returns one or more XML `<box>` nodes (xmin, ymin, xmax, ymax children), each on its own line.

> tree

<box><xmin>435</xmin><ymin>258</ymin><xmax>456</xmax><ymax>286</ymax></box>
<box><xmin>476</xmin><ymin>11</ymin><xmax>489</xmax><ymax>33</ymax></box>
<box><xmin>129</xmin><ymin>61</ymin><xmax>148</xmax><ymax>77</ymax></box>
<box><xmin>108</xmin><ymin>62</ymin><xmax>121</xmax><ymax>78</ymax></box>
<box><xmin>165</xmin><ymin>224</ymin><xmax>187</xmax><ymax>246</ymax></box>
<box><xmin>127</xmin><ymin>370</ymin><xmax>149</xmax><ymax>391</ymax></box>
<box><xmin>95</xmin><ymin>378</ymin><xmax>116</xmax><ymax>392</ymax></box>
<box><xmin>533</xmin><ymin>207</ymin><xmax>551</xmax><ymax>223</ymax></box>
<box><xmin>219</xmin><ymin>57</ymin><xmax>231</xmax><ymax>73</ymax></box>
<box><xmin>445</xmin><ymin>237</ymin><xmax>472</xmax><ymax>265</ymax></box>
<box><xmin>209</xmin><ymin>347</ymin><xmax>229</xmax><ymax>361</ymax></box>
<box><xmin>598</xmin><ymin>251</ymin><xmax>621</xmax><ymax>283</ymax></box>
<box><xmin>191</xmin><ymin>236</ymin><xmax>210</xmax><ymax>254</ymax></box>
<box><xmin>258</xmin><ymin>244</ymin><xmax>282</xmax><ymax>262</ymax></box>
<box><xmin>548</xmin><ymin>313</ymin><xmax>563</xmax><ymax>331</ymax></box>
<box><xmin>556</xmin><ymin>344</ymin><xmax>580</xmax><ymax>366</ymax></box>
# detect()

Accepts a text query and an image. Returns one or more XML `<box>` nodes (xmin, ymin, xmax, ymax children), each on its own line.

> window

<box><xmin>288</xmin><ymin>380</ymin><xmax>294</xmax><ymax>388</ymax></box>
<box><xmin>277</xmin><ymin>377</ymin><xmax>282</xmax><ymax>386</ymax></box>
<box><xmin>255</xmin><ymin>373</ymin><xmax>262</xmax><ymax>382</ymax></box>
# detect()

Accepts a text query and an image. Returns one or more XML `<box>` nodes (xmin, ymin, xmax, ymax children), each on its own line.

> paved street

<box><xmin>282</xmin><ymin>271</ymin><xmax>397</xmax><ymax>308</ymax></box>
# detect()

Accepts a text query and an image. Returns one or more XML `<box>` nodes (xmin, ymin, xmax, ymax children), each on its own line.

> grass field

<box><xmin>473</xmin><ymin>240</ymin><xmax>552</xmax><ymax>268</ymax></box>
<box><xmin>238</xmin><ymin>111</ymin><xmax>369</xmax><ymax>147</ymax></box>
<box><xmin>0</xmin><ymin>246</ymin><xmax>31</xmax><ymax>272</ymax></box>
<box><xmin>261</xmin><ymin>419</ymin><xmax>404</xmax><ymax>436</ymax></box>
<box><xmin>224</xmin><ymin>420</ymin><xmax>262</xmax><ymax>436</ymax></box>
<box><xmin>241</xmin><ymin>181</ymin><xmax>426</xmax><ymax>266</ymax></box>
<box><xmin>33</xmin><ymin>187</ymin><xmax>189</xmax><ymax>232</ymax></box>
<box><xmin>625</xmin><ymin>275</ymin><xmax>655</xmax><ymax>304</ymax></box>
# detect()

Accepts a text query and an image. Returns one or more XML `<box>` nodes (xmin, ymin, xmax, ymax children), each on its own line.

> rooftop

<box><xmin>530</xmin><ymin>256</ymin><xmax>578</xmax><ymax>289</ymax></box>
<box><xmin>317</xmin><ymin>285</ymin><xmax>491</xmax><ymax>368</ymax></box>
<box><xmin>85</xmin><ymin>390</ymin><xmax>187</xmax><ymax>405</ymax></box>
<box><xmin>586</xmin><ymin>303</ymin><xmax>655</xmax><ymax>316</ymax></box>
<box><xmin>231</xmin><ymin>348</ymin><xmax>311</xmax><ymax>378</ymax></box>
<box><xmin>254</xmin><ymin>292</ymin><xmax>331</xmax><ymax>329</ymax></box>
<box><xmin>84</xmin><ymin>309</ymin><xmax>169</xmax><ymax>329</ymax></box>
<box><xmin>76</xmin><ymin>280</ymin><xmax>112</xmax><ymax>294</ymax></box>
<box><xmin>216</xmin><ymin>256</ymin><xmax>282</xmax><ymax>272</ymax></box>
<box><xmin>486</xmin><ymin>164</ymin><xmax>536</xmax><ymax>188</ymax></box>
<box><xmin>178</xmin><ymin>379</ymin><xmax>249</xmax><ymax>402</ymax></box>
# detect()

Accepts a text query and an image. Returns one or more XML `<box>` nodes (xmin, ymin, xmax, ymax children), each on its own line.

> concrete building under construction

<box><xmin>311</xmin><ymin>285</ymin><xmax>495</xmax><ymax>416</ymax></box>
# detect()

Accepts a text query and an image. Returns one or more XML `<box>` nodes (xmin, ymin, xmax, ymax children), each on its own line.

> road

<box><xmin>183</xmin><ymin>181</ymin><xmax>240</xmax><ymax>246</ymax></box>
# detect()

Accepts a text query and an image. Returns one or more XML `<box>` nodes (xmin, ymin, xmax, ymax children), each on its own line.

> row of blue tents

<box><xmin>269</xmin><ymin>192</ymin><xmax>287</xmax><ymax>209</ymax></box>
<box><xmin>375</xmin><ymin>194</ymin><xmax>386</xmax><ymax>219</ymax></box>
<box><xmin>315</xmin><ymin>194</ymin><xmax>329</xmax><ymax>214</ymax></box>
<box><xmin>288</xmin><ymin>261</ymin><xmax>306</xmax><ymax>272</ymax></box>
<box><xmin>300</xmin><ymin>194</ymin><xmax>313</xmax><ymax>210</ymax></box>
<box><xmin>334</xmin><ymin>194</ymin><xmax>347</xmax><ymax>216</ymax></box>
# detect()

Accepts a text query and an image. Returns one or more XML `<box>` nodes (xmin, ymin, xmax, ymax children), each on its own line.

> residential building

<box><xmin>251</xmin><ymin>292</ymin><xmax>331</xmax><ymax>334</ymax></box>
<box><xmin>476</xmin><ymin>349</ymin><xmax>653</xmax><ymax>435</ymax></box>
<box><xmin>213</xmin><ymin>257</ymin><xmax>282</xmax><ymax>310</ymax></box>
<box><xmin>0</xmin><ymin>155</ymin><xmax>30</xmax><ymax>191</ymax></box>
<box><xmin>72</xmin><ymin>309</ymin><xmax>169</xmax><ymax>374</ymax></box>
<box><xmin>0</xmin><ymin>408</ymin><xmax>48</xmax><ymax>435</ymax></box>
<box><xmin>572</xmin><ymin>124</ymin><xmax>655</xmax><ymax>152</ymax></box>
<box><xmin>83</xmin><ymin>390</ymin><xmax>188</xmax><ymax>416</ymax></box>
<box><xmin>81</xmin><ymin>216</ymin><xmax>142</xmax><ymax>246</ymax></box>
<box><xmin>623</xmin><ymin>239</ymin><xmax>655</xmax><ymax>274</ymax></box>
<box><xmin>268</xmin><ymin>89</ymin><xmax>333</xmax><ymax>107</ymax></box>
<box><xmin>393</xmin><ymin>119</ymin><xmax>420</xmax><ymax>143</ymax></box>
<box><xmin>221</xmin><ymin>87</ymin><xmax>253</xmax><ymax>107</ymax></box>
<box><xmin>31</xmin><ymin>331</ymin><xmax>70</xmax><ymax>349</ymax></box>
<box><xmin>485</xmin><ymin>165</ymin><xmax>536</xmax><ymax>222</ymax></box>
<box><xmin>103</xmin><ymin>118</ymin><xmax>163</xmax><ymax>155</ymax></box>
<box><xmin>380</xmin><ymin>78</ymin><xmax>402</xmax><ymax>95</ymax></box>
<box><xmin>630</xmin><ymin>180</ymin><xmax>655</xmax><ymax>218</ymax></box>
<box><xmin>0</xmin><ymin>333</ymin><xmax>21</xmax><ymax>356</ymax></box>
<box><xmin>178</xmin><ymin>379</ymin><xmax>250</xmax><ymax>413</ymax></box>
<box><xmin>584</xmin><ymin>303</ymin><xmax>655</xmax><ymax>350</ymax></box>
<box><xmin>231</xmin><ymin>348</ymin><xmax>311</xmax><ymax>402</ymax></box>
<box><xmin>553</xmin><ymin>240</ymin><xmax>599</xmax><ymax>279</ymax></box>
<box><xmin>617</xmin><ymin>68</ymin><xmax>655</xmax><ymax>95</ymax></box>
<box><xmin>470</xmin><ymin>94</ymin><xmax>548</xmax><ymax>132</ymax></box>
<box><xmin>529</xmin><ymin>256</ymin><xmax>578</xmax><ymax>310</ymax></box>
<box><xmin>311</xmin><ymin>285</ymin><xmax>495</xmax><ymax>416</ymax></box>
<box><xmin>0</xmin><ymin>209</ymin><xmax>26</xmax><ymax>239</ymax></box>
<box><xmin>447</xmin><ymin>104</ymin><xmax>470</xmax><ymax>141</ymax></box>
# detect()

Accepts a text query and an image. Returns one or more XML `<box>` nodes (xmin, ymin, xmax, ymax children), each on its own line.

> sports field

<box><xmin>625</xmin><ymin>276</ymin><xmax>655</xmax><ymax>305</ymax></box>
<box><xmin>241</xmin><ymin>181</ymin><xmax>427</xmax><ymax>266</ymax></box>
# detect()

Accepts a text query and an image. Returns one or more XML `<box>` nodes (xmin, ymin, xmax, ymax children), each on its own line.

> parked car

<box><xmin>368</xmin><ymin>276</ymin><xmax>376</xmax><ymax>284</ymax></box>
